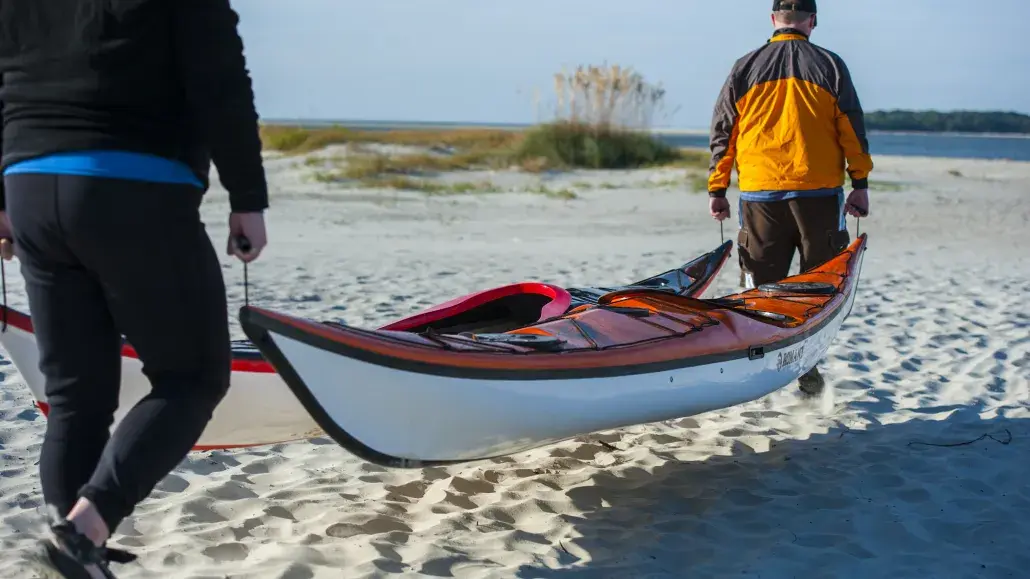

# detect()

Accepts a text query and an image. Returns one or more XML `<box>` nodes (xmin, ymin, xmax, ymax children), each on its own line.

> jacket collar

<box><xmin>769</xmin><ymin>27</ymin><xmax>809</xmax><ymax>42</ymax></box>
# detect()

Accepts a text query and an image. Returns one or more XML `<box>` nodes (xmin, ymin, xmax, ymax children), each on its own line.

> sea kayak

<box><xmin>0</xmin><ymin>241</ymin><xmax>731</xmax><ymax>450</ymax></box>
<box><xmin>240</xmin><ymin>235</ymin><xmax>867</xmax><ymax>468</ymax></box>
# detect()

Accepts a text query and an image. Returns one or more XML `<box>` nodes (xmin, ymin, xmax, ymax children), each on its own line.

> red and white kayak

<box><xmin>240</xmin><ymin>235</ymin><xmax>866</xmax><ymax>468</ymax></box>
<box><xmin>0</xmin><ymin>307</ymin><xmax>315</xmax><ymax>450</ymax></box>
<box><xmin>0</xmin><ymin>241</ymin><xmax>731</xmax><ymax>451</ymax></box>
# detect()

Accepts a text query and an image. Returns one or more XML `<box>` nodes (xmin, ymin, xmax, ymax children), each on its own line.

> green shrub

<box><xmin>516</xmin><ymin>120</ymin><xmax>678</xmax><ymax>169</ymax></box>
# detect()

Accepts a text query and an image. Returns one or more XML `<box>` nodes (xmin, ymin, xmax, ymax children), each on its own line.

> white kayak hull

<box><xmin>240</xmin><ymin>238</ymin><xmax>866</xmax><ymax>467</ymax></box>
<box><xmin>0</xmin><ymin>309</ymin><xmax>321</xmax><ymax>449</ymax></box>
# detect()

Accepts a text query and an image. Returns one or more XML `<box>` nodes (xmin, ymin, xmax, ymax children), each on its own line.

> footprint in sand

<box><xmin>280</xmin><ymin>563</ymin><xmax>315</xmax><ymax>579</ymax></box>
<box><xmin>208</xmin><ymin>480</ymin><xmax>259</xmax><ymax>501</ymax></box>
<box><xmin>449</xmin><ymin>475</ymin><xmax>495</xmax><ymax>496</ymax></box>
<box><xmin>674</xmin><ymin>417</ymin><xmax>701</xmax><ymax>429</ymax></box>
<box><xmin>440</xmin><ymin>491</ymin><xmax>479</xmax><ymax>511</ymax></box>
<box><xmin>154</xmin><ymin>474</ymin><xmax>190</xmax><ymax>494</ymax></box>
<box><xmin>202</xmin><ymin>541</ymin><xmax>249</xmax><ymax>561</ymax></box>
<box><xmin>230</xmin><ymin>517</ymin><xmax>264</xmax><ymax>541</ymax></box>
<box><xmin>180</xmin><ymin>500</ymin><xmax>229</xmax><ymax>524</ymax></box>
<box><xmin>384</xmin><ymin>480</ymin><xmax>430</xmax><ymax>502</ymax></box>
<box><xmin>418</xmin><ymin>556</ymin><xmax>478</xmax><ymax>578</ymax></box>
<box><xmin>263</xmin><ymin>505</ymin><xmax>296</xmax><ymax>521</ymax></box>
<box><xmin>240</xmin><ymin>459</ymin><xmax>273</xmax><ymax>475</ymax></box>
<box><xmin>549</xmin><ymin>443</ymin><xmax>607</xmax><ymax>461</ymax></box>
<box><xmin>325</xmin><ymin>515</ymin><xmax>412</xmax><ymax>538</ymax></box>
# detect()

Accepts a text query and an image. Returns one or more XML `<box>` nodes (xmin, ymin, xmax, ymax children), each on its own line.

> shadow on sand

<box><xmin>508</xmin><ymin>403</ymin><xmax>1028</xmax><ymax>579</ymax></box>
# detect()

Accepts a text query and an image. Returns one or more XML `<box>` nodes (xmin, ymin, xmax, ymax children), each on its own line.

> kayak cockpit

<box><xmin>377</xmin><ymin>282</ymin><xmax>572</xmax><ymax>335</ymax></box>
<box><xmin>400</xmin><ymin>291</ymin><xmax>560</xmax><ymax>334</ymax></box>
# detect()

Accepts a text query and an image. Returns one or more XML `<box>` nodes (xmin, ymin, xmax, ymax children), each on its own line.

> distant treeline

<box><xmin>865</xmin><ymin>110</ymin><xmax>1030</xmax><ymax>135</ymax></box>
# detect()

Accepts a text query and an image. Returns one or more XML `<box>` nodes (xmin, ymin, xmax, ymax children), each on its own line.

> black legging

<box><xmin>4</xmin><ymin>172</ymin><xmax>232</xmax><ymax>533</ymax></box>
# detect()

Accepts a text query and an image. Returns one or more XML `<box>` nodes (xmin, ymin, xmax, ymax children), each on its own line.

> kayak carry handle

<box><xmin>235</xmin><ymin>235</ymin><xmax>252</xmax><ymax>308</ymax></box>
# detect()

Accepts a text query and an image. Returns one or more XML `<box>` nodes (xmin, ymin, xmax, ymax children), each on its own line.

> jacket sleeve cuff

<box><xmin>229</xmin><ymin>188</ymin><xmax>269</xmax><ymax>213</ymax></box>
<box><xmin>851</xmin><ymin>178</ymin><xmax>869</xmax><ymax>190</ymax></box>
<box><xmin>708</xmin><ymin>188</ymin><xmax>728</xmax><ymax>199</ymax></box>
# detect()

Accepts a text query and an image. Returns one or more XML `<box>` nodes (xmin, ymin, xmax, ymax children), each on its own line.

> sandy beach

<box><xmin>1</xmin><ymin>148</ymin><xmax>1028</xmax><ymax>578</ymax></box>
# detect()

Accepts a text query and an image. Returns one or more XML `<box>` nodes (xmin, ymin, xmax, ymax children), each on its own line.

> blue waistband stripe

<box><xmin>3</xmin><ymin>150</ymin><xmax>203</xmax><ymax>188</ymax></box>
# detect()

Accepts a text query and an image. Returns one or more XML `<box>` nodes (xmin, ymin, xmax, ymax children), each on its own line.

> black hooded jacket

<box><xmin>0</xmin><ymin>0</ymin><xmax>268</xmax><ymax>212</ymax></box>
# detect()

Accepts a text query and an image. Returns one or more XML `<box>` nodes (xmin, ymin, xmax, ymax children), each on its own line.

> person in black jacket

<box><xmin>0</xmin><ymin>0</ymin><xmax>269</xmax><ymax>576</ymax></box>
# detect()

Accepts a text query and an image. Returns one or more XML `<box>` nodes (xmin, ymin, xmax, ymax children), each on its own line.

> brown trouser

<box><xmin>737</xmin><ymin>195</ymin><xmax>851</xmax><ymax>288</ymax></box>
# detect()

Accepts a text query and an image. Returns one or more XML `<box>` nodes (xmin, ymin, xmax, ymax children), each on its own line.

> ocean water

<box><xmin>658</xmin><ymin>131</ymin><xmax>1030</xmax><ymax>162</ymax></box>
<box><xmin>266</xmin><ymin>119</ymin><xmax>1030</xmax><ymax>162</ymax></box>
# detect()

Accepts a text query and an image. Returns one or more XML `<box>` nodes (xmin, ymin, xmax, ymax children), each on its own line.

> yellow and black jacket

<box><xmin>707</xmin><ymin>28</ymin><xmax>873</xmax><ymax>199</ymax></box>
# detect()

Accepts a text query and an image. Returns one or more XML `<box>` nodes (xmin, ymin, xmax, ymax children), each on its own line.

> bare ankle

<box><xmin>66</xmin><ymin>499</ymin><xmax>111</xmax><ymax>547</ymax></box>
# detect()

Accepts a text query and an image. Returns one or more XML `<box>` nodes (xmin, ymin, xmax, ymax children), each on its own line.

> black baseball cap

<box><xmin>773</xmin><ymin>0</ymin><xmax>817</xmax><ymax>12</ymax></box>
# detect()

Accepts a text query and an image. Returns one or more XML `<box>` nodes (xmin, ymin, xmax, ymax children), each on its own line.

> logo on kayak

<box><xmin>776</xmin><ymin>344</ymin><xmax>805</xmax><ymax>371</ymax></box>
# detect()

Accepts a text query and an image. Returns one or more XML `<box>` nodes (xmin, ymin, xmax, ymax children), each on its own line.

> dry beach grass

<box><xmin>1</xmin><ymin>65</ymin><xmax>1029</xmax><ymax>578</ymax></box>
<box><xmin>261</xmin><ymin>64</ymin><xmax>704</xmax><ymax>196</ymax></box>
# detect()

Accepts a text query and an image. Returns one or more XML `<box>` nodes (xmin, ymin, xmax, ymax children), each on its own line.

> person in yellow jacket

<box><xmin>706</xmin><ymin>0</ymin><xmax>872</xmax><ymax>394</ymax></box>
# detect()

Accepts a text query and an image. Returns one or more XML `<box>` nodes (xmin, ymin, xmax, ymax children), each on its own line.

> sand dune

<box><xmin>1</xmin><ymin>152</ymin><xmax>1028</xmax><ymax>578</ymax></box>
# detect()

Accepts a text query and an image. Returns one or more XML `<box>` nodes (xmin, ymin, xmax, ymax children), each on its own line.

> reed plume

<box><xmin>549</xmin><ymin>63</ymin><xmax>670</xmax><ymax>132</ymax></box>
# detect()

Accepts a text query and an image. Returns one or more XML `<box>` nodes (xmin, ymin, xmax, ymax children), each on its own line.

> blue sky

<box><xmin>234</xmin><ymin>0</ymin><xmax>1030</xmax><ymax>129</ymax></box>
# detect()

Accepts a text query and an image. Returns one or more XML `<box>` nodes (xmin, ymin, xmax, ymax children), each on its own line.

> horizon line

<box><xmin>258</xmin><ymin>117</ymin><xmax>1030</xmax><ymax>139</ymax></box>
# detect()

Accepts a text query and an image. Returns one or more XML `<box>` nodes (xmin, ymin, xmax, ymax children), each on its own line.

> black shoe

<box><xmin>24</xmin><ymin>506</ymin><xmax>136</xmax><ymax>579</ymax></box>
<box><xmin>798</xmin><ymin>367</ymin><xmax>825</xmax><ymax>396</ymax></box>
